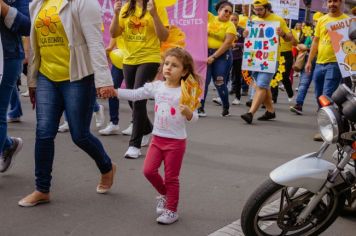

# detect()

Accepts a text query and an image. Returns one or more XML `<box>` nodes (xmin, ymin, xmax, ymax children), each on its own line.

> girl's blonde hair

<box><xmin>162</xmin><ymin>48</ymin><xmax>201</xmax><ymax>85</ymax></box>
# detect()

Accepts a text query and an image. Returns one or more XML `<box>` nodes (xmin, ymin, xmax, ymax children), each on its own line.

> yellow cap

<box><xmin>313</xmin><ymin>12</ymin><xmax>324</xmax><ymax>21</ymax></box>
<box><xmin>253</xmin><ymin>0</ymin><xmax>269</xmax><ymax>6</ymax></box>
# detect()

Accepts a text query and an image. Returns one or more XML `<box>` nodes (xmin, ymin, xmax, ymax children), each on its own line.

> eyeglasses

<box><xmin>253</xmin><ymin>7</ymin><xmax>265</xmax><ymax>12</ymax></box>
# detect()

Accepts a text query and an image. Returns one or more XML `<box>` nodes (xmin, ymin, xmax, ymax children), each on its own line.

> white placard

<box><xmin>242</xmin><ymin>20</ymin><xmax>280</xmax><ymax>73</ymax></box>
<box><xmin>326</xmin><ymin>18</ymin><xmax>356</xmax><ymax>78</ymax></box>
<box><xmin>270</xmin><ymin>0</ymin><xmax>300</xmax><ymax>20</ymax></box>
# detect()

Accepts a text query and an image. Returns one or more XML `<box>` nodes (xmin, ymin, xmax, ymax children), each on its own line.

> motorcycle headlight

<box><xmin>317</xmin><ymin>107</ymin><xmax>341</xmax><ymax>144</ymax></box>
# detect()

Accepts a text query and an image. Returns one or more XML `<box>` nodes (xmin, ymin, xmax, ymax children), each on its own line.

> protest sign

<box><xmin>242</xmin><ymin>20</ymin><xmax>280</xmax><ymax>73</ymax></box>
<box><xmin>270</xmin><ymin>0</ymin><xmax>300</xmax><ymax>20</ymax></box>
<box><xmin>327</xmin><ymin>18</ymin><xmax>356</xmax><ymax>77</ymax></box>
<box><xmin>98</xmin><ymin>0</ymin><xmax>115</xmax><ymax>46</ymax></box>
<box><xmin>167</xmin><ymin>0</ymin><xmax>208</xmax><ymax>84</ymax></box>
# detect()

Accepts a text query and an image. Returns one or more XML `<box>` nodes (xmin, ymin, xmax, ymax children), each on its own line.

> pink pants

<box><xmin>143</xmin><ymin>135</ymin><xmax>186</xmax><ymax>212</ymax></box>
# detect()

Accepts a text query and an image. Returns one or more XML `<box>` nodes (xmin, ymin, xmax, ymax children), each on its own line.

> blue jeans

<box><xmin>35</xmin><ymin>73</ymin><xmax>113</xmax><ymax>193</ymax></box>
<box><xmin>108</xmin><ymin>65</ymin><xmax>124</xmax><ymax>125</ymax></box>
<box><xmin>0</xmin><ymin>59</ymin><xmax>23</xmax><ymax>153</ymax></box>
<box><xmin>296</xmin><ymin>59</ymin><xmax>316</xmax><ymax>106</ymax></box>
<box><xmin>8</xmin><ymin>81</ymin><xmax>23</xmax><ymax>119</ymax></box>
<box><xmin>201</xmin><ymin>49</ymin><xmax>232</xmax><ymax>109</ymax></box>
<box><xmin>313</xmin><ymin>62</ymin><xmax>342</xmax><ymax>105</ymax></box>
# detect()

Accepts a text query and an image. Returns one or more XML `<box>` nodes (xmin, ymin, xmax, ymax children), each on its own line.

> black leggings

<box><xmin>271</xmin><ymin>51</ymin><xmax>294</xmax><ymax>102</ymax></box>
<box><xmin>123</xmin><ymin>63</ymin><xmax>160</xmax><ymax>148</ymax></box>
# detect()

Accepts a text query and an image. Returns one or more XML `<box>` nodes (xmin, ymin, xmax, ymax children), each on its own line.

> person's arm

<box><xmin>208</xmin><ymin>33</ymin><xmax>235</xmax><ymax>64</ymax></box>
<box><xmin>118</xmin><ymin>81</ymin><xmax>157</xmax><ymax>101</ymax></box>
<box><xmin>22</xmin><ymin>36</ymin><xmax>30</xmax><ymax>64</ymax></box>
<box><xmin>0</xmin><ymin>0</ymin><xmax>30</xmax><ymax>36</ymax></box>
<box><xmin>110</xmin><ymin>0</ymin><xmax>124</xmax><ymax>38</ymax></box>
<box><xmin>305</xmin><ymin>37</ymin><xmax>319</xmax><ymax>73</ymax></box>
<box><xmin>148</xmin><ymin>0</ymin><xmax>169</xmax><ymax>41</ymax></box>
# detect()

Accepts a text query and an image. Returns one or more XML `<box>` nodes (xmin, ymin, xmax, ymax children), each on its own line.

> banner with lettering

<box><xmin>98</xmin><ymin>0</ymin><xmax>116</xmax><ymax>46</ymax></box>
<box><xmin>270</xmin><ymin>0</ymin><xmax>300</xmax><ymax>20</ymax></box>
<box><xmin>327</xmin><ymin>18</ymin><xmax>356</xmax><ymax>77</ymax></box>
<box><xmin>242</xmin><ymin>20</ymin><xmax>280</xmax><ymax>73</ymax></box>
<box><xmin>167</xmin><ymin>0</ymin><xmax>208</xmax><ymax>83</ymax></box>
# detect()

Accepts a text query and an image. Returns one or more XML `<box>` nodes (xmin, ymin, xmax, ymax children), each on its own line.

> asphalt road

<box><xmin>1</xmin><ymin>83</ymin><xmax>355</xmax><ymax>236</ymax></box>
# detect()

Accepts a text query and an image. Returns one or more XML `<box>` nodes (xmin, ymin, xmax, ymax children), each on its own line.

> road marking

<box><xmin>208</xmin><ymin>199</ymin><xmax>281</xmax><ymax>236</ymax></box>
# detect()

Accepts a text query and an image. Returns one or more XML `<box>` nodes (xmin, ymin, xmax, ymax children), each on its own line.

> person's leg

<box><xmin>312</xmin><ymin>64</ymin><xmax>326</xmax><ymax>106</ymax></box>
<box><xmin>143</xmin><ymin>136</ymin><xmax>166</xmax><ymax>196</ymax></box>
<box><xmin>281</xmin><ymin>51</ymin><xmax>294</xmax><ymax>98</ymax></box>
<box><xmin>200</xmin><ymin>50</ymin><xmax>215</xmax><ymax>110</ymax></box>
<box><xmin>0</xmin><ymin>59</ymin><xmax>23</xmax><ymax>153</ymax></box>
<box><xmin>323</xmin><ymin>63</ymin><xmax>342</xmax><ymax>98</ymax></box>
<box><xmin>235</xmin><ymin>58</ymin><xmax>243</xmax><ymax>100</ymax></box>
<box><xmin>129</xmin><ymin>63</ymin><xmax>158</xmax><ymax>148</ymax></box>
<box><xmin>295</xmin><ymin>66</ymin><xmax>314</xmax><ymax>106</ymax></box>
<box><xmin>34</xmin><ymin>74</ymin><xmax>64</xmax><ymax>193</ymax></box>
<box><xmin>108</xmin><ymin>66</ymin><xmax>123</xmax><ymax>125</ymax></box>
<box><xmin>230</xmin><ymin>59</ymin><xmax>238</xmax><ymax>94</ymax></box>
<box><xmin>8</xmin><ymin>82</ymin><xmax>23</xmax><ymax>119</ymax></box>
<box><xmin>63</xmin><ymin>75</ymin><xmax>112</xmax><ymax>174</ymax></box>
<box><xmin>162</xmin><ymin>138</ymin><xmax>186</xmax><ymax>212</ymax></box>
<box><xmin>211</xmin><ymin>51</ymin><xmax>230</xmax><ymax>110</ymax></box>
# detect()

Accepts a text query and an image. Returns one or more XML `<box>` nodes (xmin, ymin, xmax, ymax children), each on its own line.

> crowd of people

<box><xmin>0</xmin><ymin>0</ymin><xmax>354</xmax><ymax>226</ymax></box>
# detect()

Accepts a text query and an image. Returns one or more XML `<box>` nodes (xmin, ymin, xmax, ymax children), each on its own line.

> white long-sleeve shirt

<box><xmin>118</xmin><ymin>81</ymin><xmax>198</xmax><ymax>139</ymax></box>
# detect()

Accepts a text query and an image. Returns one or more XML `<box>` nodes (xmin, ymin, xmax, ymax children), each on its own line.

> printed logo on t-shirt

<box><xmin>126</xmin><ymin>16</ymin><xmax>148</xmax><ymax>42</ymax></box>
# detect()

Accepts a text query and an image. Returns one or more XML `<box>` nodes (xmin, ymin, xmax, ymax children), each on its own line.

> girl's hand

<box><xmin>148</xmin><ymin>0</ymin><xmax>158</xmax><ymax>17</ymax></box>
<box><xmin>243</xmin><ymin>29</ymin><xmax>249</xmax><ymax>38</ymax></box>
<box><xmin>97</xmin><ymin>86</ymin><xmax>117</xmax><ymax>99</ymax></box>
<box><xmin>114</xmin><ymin>0</ymin><xmax>122</xmax><ymax>15</ymax></box>
<box><xmin>179</xmin><ymin>105</ymin><xmax>193</xmax><ymax>121</ymax></box>
<box><xmin>276</xmin><ymin>27</ymin><xmax>285</xmax><ymax>37</ymax></box>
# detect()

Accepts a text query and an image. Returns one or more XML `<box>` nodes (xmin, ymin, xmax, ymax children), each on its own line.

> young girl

<box><xmin>117</xmin><ymin>48</ymin><xmax>199</xmax><ymax>224</ymax></box>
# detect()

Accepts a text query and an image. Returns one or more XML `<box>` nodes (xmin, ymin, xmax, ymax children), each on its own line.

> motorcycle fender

<box><xmin>270</xmin><ymin>152</ymin><xmax>336</xmax><ymax>193</ymax></box>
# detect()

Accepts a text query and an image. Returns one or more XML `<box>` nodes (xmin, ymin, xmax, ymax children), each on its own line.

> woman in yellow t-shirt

<box><xmin>110</xmin><ymin>0</ymin><xmax>169</xmax><ymax>158</ymax></box>
<box><xmin>198</xmin><ymin>0</ymin><xmax>237</xmax><ymax>117</ymax></box>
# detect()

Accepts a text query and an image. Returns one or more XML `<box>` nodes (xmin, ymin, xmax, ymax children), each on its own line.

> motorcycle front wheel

<box><xmin>241</xmin><ymin>178</ymin><xmax>346</xmax><ymax>236</ymax></box>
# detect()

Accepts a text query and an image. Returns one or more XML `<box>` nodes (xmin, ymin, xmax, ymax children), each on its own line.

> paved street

<box><xmin>1</xmin><ymin>83</ymin><xmax>356</xmax><ymax>236</ymax></box>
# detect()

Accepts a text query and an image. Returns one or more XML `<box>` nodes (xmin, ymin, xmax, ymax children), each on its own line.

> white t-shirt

<box><xmin>118</xmin><ymin>80</ymin><xmax>199</xmax><ymax>139</ymax></box>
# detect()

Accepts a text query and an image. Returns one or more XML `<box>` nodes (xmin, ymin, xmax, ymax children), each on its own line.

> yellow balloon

<box><xmin>109</xmin><ymin>49</ymin><xmax>124</xmax><ymax>69</ymax></box>
<box><xmin>155</xmin><ymin>0</ymin><xmax>177</xmax><ymax>7</ymax></box>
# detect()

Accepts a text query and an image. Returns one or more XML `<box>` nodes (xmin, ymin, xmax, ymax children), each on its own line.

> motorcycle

<box><xmin>241</xmin><ymin>23</ymin><xmax>356</xmax><ymax>236</ymax></box>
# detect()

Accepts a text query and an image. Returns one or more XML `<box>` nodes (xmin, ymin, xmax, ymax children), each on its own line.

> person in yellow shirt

<box><xmin>110</xmin><ymin>0</ymin><xmax>169</xmax><ymax>159</ymax></box>
<box><xmin>238</xmin><ymin>4</ymin><xmax>250</xmax><ymax>29</ymax></box>
<box><xmin>305</xmin><ymin>0</ymin><xmax>349</xmax><ymax>106</ymax></box>
<box><xmin>240</xmin><ymin>0</ymin><xmax>296</xmax><ymax>124</ymax></box>
<box><xmin>198</xmin><ymin>0</ymin><xmax>236</xmax><ymax>117</ymax></box>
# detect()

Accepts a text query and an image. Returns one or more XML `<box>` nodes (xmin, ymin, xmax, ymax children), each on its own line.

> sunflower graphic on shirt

<box><xmin>128</xmin><ymin>16</ymin><xmax>147</xmax><ymax>35</ymax></box>
<box><xmin>35</xmin><ymin>6</ymin><xmax>61</xmax><ymax>36</ymax></box>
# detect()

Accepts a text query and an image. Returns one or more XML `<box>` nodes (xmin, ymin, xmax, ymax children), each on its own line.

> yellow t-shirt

<box><xmin>118</xmin><ymin>3</ymin><xmax>169</xmax><ymax>65</ymax></box>
<box><xmin>280</xmin><ymin>28</ymin><xmax>299</xmax><ymax>52</ymax></box>
<box><xmin>207</xmin><ymin>12</ymin><xmax>237</xmax><ymax>49</ymax></box>
<box><xmin>252</xmin><ymin>13</ymin><xmax>290</xmax><ymax>58</ymax></box>
<box><xmin>238</xmin><ymin>15</ymin><xmax>248</xmax><ymax>28</ymax></box>
<box><xmin>315</xmin><ymin>13</ymin><xmax>349</xmax><ymax>64</ymax></box>
<box><xmin>35</xmin><ymin>0</ymin><xmax>70</xmax><ymax>82</ymax></box>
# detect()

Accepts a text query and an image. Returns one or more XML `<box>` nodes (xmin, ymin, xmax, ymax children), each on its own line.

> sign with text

<box><xmin>242</xmin><ymin>20</ymin><xmax>280</xmax><ymax>73</ymax></box>
<box><xmin>327</xmin><ymin>18</ymin><xmax>356</xmax><ymax>77</ymax></box>
<box><xmin>270</xmin><ymin>0</ymin><xmax>300</xmax><ymax>20</ymax></box>
<box><xmin>167</xmin><ymin>0</ymin><xmax>208</xmax><ymax>84</ymax></box>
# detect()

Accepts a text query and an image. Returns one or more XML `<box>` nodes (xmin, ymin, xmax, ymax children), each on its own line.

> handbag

<box><xmin>292</xmin><ymin>51</ymin><xmax>307</xmax><ymax>72</ymax></box>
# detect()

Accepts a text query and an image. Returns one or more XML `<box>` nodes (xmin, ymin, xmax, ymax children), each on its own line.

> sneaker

<box><xmin>94</xmin><ymin>104</ymin><xmax>105</xmax><ymax>128</ymax></box>
<box><xmin>290</xmin><ymin>104</ymin><xmax>303</xmax><ymax>115</ymax></box>
<box><xmin>156</xmin><ymin>195</ymin><xmax>166</xmax><ymax>215</ymax></box>
<box><xmin>288</xmin><ymin>96</ymin><xmax>294</xmax><ymax>103</ymax></box>
<box><xmin>156</xmin><ymin>209</ymin><xmax>179</xmax><ymax>225</ymax></box>
<box><xmin>21</xmin><ymin>90</ymin><xmax>29</xmax><ymax>97</ymax></box>
<box><xmin>295</xmin><ymin>87</ymin><xmax>299</xmax><ymax>92</ymax></box>
<box><xmin>241</xmin><ymin>112</ymin><xmax>253</xmax><ymax>124</ymax></box>
<box><xmin>212</xmin><ymin>97</ymin><xmax>222</xmax><ymax>106</ymax></box>
<box><xmin>198</xmin><ymin>107</ymin><xmax>207</xmax><ymax>117</ymax></box>
<box><xmin>99</xmin><ymin>122</ymin><xmax>120</xmax><ymax>136</ymax></box>
<box><xmin>313</xmin><ymin>133</ymin><xmax>323</xmax><ymax>142</ymax></box>
<box><xmin>278</xmin><ymin>84</ymin><xmax>285</xmax><ymax>91</ymax></box>
<box><xmin>232</xmin><ymin>98</ymin><xmax>241</xmax><ymax>105</ymax></box>
<box><xmin>221</xmin><ymin>108</ymin><xmax>230</xmax><ymax>117</ymax></box>
<box><xmin>124</xmin><ymin>146</ymin><xmax>141</xmax><ymax>159</ymax></box>
<box><xmin>257</xmin><ymin>111</ymin><xmax>276</xmax><ymax>121</ymax></box>
<box><xmin>141</xmin><ymin>134</ymin><xmax>151</xmax><ymax>147</ymax></box>
<box><xmin>122</xmin><ymin>123</ymin><xmax>133</xmax><ymax>136</ymax></box>
<box><xmin>246</xmin><ymin>100</ymin><xmax>252</xmax><ymax>107</ymax></box>
<box><xmin>7</xmin><ymin>116</ymin><xmax>21</xmax><ymax>123</ymax></box>
<box><xmin>58</xmin><ymin>121</ymin><xmax>69</xmax><ymax>133</ymax></box>
<box><xmin>0</xmin><ymin>137</ymin><xmax>23</xmax><ymax>173</ymax></box>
